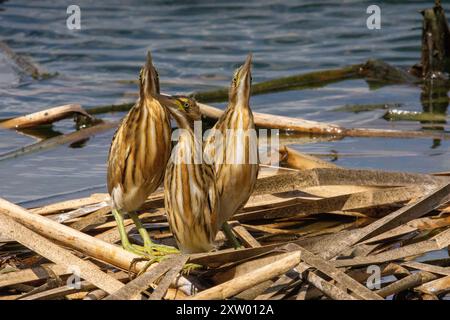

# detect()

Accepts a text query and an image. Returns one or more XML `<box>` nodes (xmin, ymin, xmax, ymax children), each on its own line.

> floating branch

<box><xmin>191</xmin><ymin>64</ymin><xmax>363</xmax><ymax>103</ymax></box>
<box><xmin>198</xmin><ymin>101</ymin><xmax>450</xmax><ymax>139</ymax></box>
<box><xmin>0</xmin><ymin>104</ymin><xmax>93</xmax><ymax>130</ymax></box>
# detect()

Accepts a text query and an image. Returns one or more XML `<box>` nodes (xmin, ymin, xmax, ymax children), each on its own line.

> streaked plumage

<box><xmin>107</xmin><ymin>52</ymin><xmax>176</xmax><ymax>255</ymax></box>
<box><xmin>164</xmin><ymin>99</ymin><xmax>219</xmax><ymax>253</ymax></box>
<box><xmin>107</xmin><ymin>52</ymin><xmax>170</xmax><ymax>213</ymax></box>
<box><xmin>204</xmin><ymin>54</ymin><xmax>259</xmax><ymax>229</ymax></box>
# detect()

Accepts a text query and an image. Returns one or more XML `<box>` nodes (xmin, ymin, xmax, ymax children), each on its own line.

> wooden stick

<box><xmin>320</xmin><ymin>183</ymin><xmax>450</xmax><ymax>260</ymax></box>
<box><xmin>149</xmin><ymin>255</ymin><xmax>189</xmax><ymax>300</ymax></box>
<box><xmin>402</xmin><ymin>261</ymin><xmax>450</xmax><ymax>276</ymax></box>
<box><xmin>279</xmin><ymin>146</ymin><xmax>340</xmax><ymax>170</ymax></box>
<box><xmin>104</xmin><ymin>255</ymin><xmax>187</xmax><ymax>300</ymax></box>
<box><xmin>0</xmin><ymin>197</ymin><xmax>148</xmax><ymax>273</ymax></box>
<box><xmin>376</xmin><ymin>271</ymin><xmax>438</xmax><ymax>298</ymax></box>
<box><xmin>198</xmin><ymin>102</ymin><xmax>342</xmax><ymax>135</ymax></box>
<box><xmin>289</xmin><ymin>244</ymin><xmax>383</xmax><ymax>300</ymax></box>
<box><xmin>235</xmin><ymin>186</ymin><xmax>423</xmax><ymax>221</ymax></box>
<box><xmin>189</xmin><ymin>251</ymin><xmax>301</xmax><ymax>300</ymax></box>
<box><xmin>20</xmin><ymin>272</ymin><xmax>129</xmax><ymax>300</ymax></box>
<box><xmin>416</xmin><ymin>274</ymin><xmax>450</xmax><ymax>296</ymax></box>
<box><xmin>0</xmin><ymin>264</ymin><xmax>67</xmax><ymax>289</ymax></box>
<box><xmin>30</xmin><ymin>193</ymin><xmax>108</xmax><ymax>216</ymax></box>
<box><xmin>0</xmin><ymin>213</ymin><xmax>124</xmax><ymax>294</ymax></box>
<box><xmin>333</xmin><ymin>228</ymin><xmax>450</xmax><ymax>268</ymax></box>
<box><xmin>254</xmin><ymin>167</ymin><xmax>442</xmax><ymax>196</ymax></box>
<box><xmin>0</xmin><ymin>104</ymin><xmax>91</xmax><ymax>130</ymax></box>
<box><xmin>228</xmin><ymin>221</ymin><xmax>261</xmax><ymax>248</ymax></box>
<box><xmin>303</xmin><ymin>271</ymin><xmax>356</xmax><ymax>300</ymax></box>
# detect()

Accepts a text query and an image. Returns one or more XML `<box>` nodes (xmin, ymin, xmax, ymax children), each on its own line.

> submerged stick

<box><xmin>383</xmin><ymin>109</ymin><xmax>449</xmax><ymax>122</ymax></box>
<box><xmin>0</xmin><ymin>41</ymin><xmax>53</xmax><ymax>80</ymax></box>
<box><xmin>0</xmin><ymin>121</ymin><xmax>118</xmax><ymax>162</ymax></box>
<box><xmin>191</xmin><ymin>64</ymin><xmax>363</xmax><ymax>103</ymax></box>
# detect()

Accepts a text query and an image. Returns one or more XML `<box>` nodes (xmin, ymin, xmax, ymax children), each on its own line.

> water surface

<box><xmin>0</xmin><ymin>0</ymin><xmax>449</xmax><ymax>205</ymax></box>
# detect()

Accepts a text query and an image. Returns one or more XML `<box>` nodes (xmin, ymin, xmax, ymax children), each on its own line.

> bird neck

<box><xmin>229</xmin><ymin>91</ymin><xmax>250</xmax><ymax>112</ymax></box>
<box><xmin>169</xmin><ymin>108</ymin><xmax>194</xmax><ymax>132</ymax></box>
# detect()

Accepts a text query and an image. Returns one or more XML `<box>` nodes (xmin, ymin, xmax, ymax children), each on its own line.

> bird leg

<box><xmin>222</xmin><ymin>222</ymin><xmax>242</xmax><ymax>249</ymax></box>
<box><xmin>128</xmin><ymin>211</ymin><xmax>179</xmax><ymax>255</ymax></box>
<box><xmin>112</xmin><ymin>209</ymin><xmax>150</xmax><ymax>257</ymax></box>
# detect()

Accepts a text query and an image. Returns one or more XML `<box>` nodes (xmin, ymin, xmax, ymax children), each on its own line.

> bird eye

<box><xmin>232</xmin><ymin>77</ymin><xmax>237</xmax><ymax>86</ymax></box>
<box><xmin>184</xmin><ymin>102</ymin><xmax>190</xmax><ymax>109</ymax></box>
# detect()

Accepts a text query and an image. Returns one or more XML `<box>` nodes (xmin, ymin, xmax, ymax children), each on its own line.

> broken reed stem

<box><xmin>190</xmin><ymin>251</ymin><xmax>301</xmax><ymax>300</ymax></box>
<box><xmin>0</xmin><ymin>213</ymin><xmax>124</xmax><ymax>294</ymax></box>
<box><xmin>375</xmin><ymin>271</ymin><xmax>437</xmax><ymax>298</ymax></box>
<box><xmin>302</xmin><ymin>271</ymin><xmax>356</xmax><ymax>300</ymax></box>
<box><xmin>0</xmin><ymin>197</ymin><xmax>149</xmax><ymax>274</ymax></box>
<box><xmin>0</xmin><ymin>104</ymin><xmax>91</xmax><ymax>130</ymax></box>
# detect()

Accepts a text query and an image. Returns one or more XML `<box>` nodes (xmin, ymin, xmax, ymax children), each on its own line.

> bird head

<box><xmin>172</xmin><ymin>96</ymin><xmax>202</xmax><ymax>122</ymax></box>
<box><xmin>139</xmin><ymin>51</ymin><xmax>160</xmax><ymax>98</ymax></box>
<box><xmin>229</xmin><ymin>53</ymin><xmax>253</xmax><ymax>106</ymax></box>
<box><xmin>158</xmin><ymin>95</ymin><xmax>201</xmax><ymax>129</ymax></box>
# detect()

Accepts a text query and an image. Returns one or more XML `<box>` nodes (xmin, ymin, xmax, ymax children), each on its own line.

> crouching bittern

<box><xmin>107</xmin><ymin>52</ymin><xmax>178</xmax><ymax>257</ymax></box>
<box><xmin>164</xmin><ymin>98</ymin><xmax>219</xmax><ymax>253</ymax></box>
<box><xmin>204</xmin><ymin>54</ymin><xmax>259</xmax><ymax>246</ymax></box>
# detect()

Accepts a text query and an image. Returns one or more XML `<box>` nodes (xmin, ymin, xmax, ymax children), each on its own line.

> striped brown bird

<box><xmin>107</xmin><ymin>52</ymin><xmax>177</xmax><ymax>256</ymax></box>
<box><xmin>164</xmin><ymin>98</ymin><xmax>219</xmax><ymax>253</ymax></box>
<box><xmin>204</xmin><ymin>54</ymin><xmax>259</xmax><ymax>246</ymax></box>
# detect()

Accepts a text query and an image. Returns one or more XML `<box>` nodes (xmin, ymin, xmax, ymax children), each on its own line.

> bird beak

<box><xmin>141</xmin><ymin>51</ymin><xmax>159</xmax><ymax>97</ymax></box>
<box><xmin>236</xmin><ymin>53</ymin><xmax>252</xmax><ymax>100</ymax></box>
<box><xmin>145</xmin><ymin>51</ymin><xmax>153</xmax><ymax>70</ymax></box>
<box><xmin>243</xmin><ymin>53</ymin><xmax>252</xmax><ymax>73</ymax></box>
<box><xmin>241</xmin><ymin>53</ymin><xmax>252</xmax><ymax>80</ymax></box>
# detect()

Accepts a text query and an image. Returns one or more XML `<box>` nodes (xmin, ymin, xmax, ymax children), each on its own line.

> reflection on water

<box><xmin>0</xmin><ymin>0</ymin><xmax>449</xmax><ymax>204</ymax></box>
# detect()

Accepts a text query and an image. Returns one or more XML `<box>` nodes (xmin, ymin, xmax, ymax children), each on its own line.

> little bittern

<box><xmin>164</xmin><ymin>97</ymin><xmax>219</xmax><ymax>253</ymax></box>
<box><xmin>107</xmin><ymin>52</ymin><xmax>176</xmax><ymax>256</ymax></box>
<box><xmin>204</xmin><ymin>54</ymin><xmax>259</xmax><ymax>246</ymax></box>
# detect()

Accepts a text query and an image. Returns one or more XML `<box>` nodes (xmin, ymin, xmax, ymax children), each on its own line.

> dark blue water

<box><xmin>0</xmin><ymin>0</ymin><xmax>449</xmax><ymax>204</ymax></box>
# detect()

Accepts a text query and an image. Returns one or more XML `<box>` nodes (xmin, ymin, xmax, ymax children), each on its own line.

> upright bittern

<box><xmin>107</xmin><ymin>52</ymin><xmax>177</xmax><ymax>256</ymax></box>
<box><xmin>204</xmin><ymin>54</ymin><xmax>259</xmax><ymax>246</ymax></box>
<box><xmin>164</xmin><ymin>98</ymin><xmax>219</xmax><ymax>253</ymax></box>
